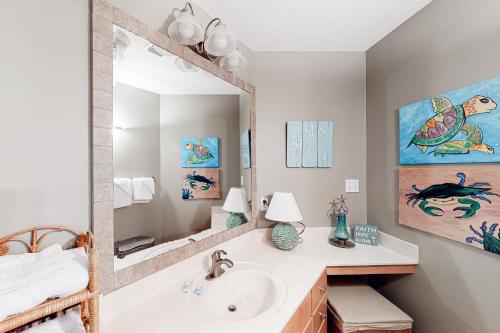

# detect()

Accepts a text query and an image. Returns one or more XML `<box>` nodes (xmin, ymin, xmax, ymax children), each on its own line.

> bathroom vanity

<box><xmin>99</xmin><ymin>227</ymin><xmax>418</xmax><ymax>333</ymax></box>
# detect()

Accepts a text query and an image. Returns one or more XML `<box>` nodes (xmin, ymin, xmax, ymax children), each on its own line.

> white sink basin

<box><xmin>191</xmin><ymin>262</ymin><xmax>287</xmax><ymax>325</ymax></box>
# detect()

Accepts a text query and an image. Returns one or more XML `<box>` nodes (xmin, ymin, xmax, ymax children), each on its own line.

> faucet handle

<box><xmin>211</xmin><ymin>249</ymin><xmax>227</xmax><ymax>261</ymax></box>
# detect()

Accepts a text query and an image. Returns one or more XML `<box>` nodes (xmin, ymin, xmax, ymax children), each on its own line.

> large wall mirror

<box><xmin>112</xmin><ymin>26</ymin><xmax>252</xmax><ymax>271</ymax></box>
<box><xmin>91</xmin><ymin>1</ymin><xmax>256</xmax><ymax>293</ymax></box>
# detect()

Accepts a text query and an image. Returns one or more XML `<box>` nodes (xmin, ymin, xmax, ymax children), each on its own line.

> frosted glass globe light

<box><xmin>178</xmin><ymin>22</ymin><xmax>194</xmax><ymax>40</ymax></box>
<box><xmin>167</xmin><ymin>10</ymin><xmax>203</xmax><ymax>45</ymax></box>
<box><xmin>205</xmin><ymin>24</ymin><xmax>237</xmax><ymax>57</ymax></box>
<box><xmin>228</xmin><ymin>57</ymin><xmax>239</xmax><ymax>67</ymax></box>
<box><xmin>219</xmin><ymin>49</ymin><xmax>247</xmax><ymax>72</ymax></box>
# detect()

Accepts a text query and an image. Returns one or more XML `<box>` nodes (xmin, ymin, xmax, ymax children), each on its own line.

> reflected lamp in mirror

<box><xmin>265</xmin><ymin>192</ymin><xmax>305</xmax><ymax>251</ymax></box>
<box><xmin>223</xmin><ymin>187</ymin><xmax>250</xmax><ymax>229</ymax></box>
<box><xmin>167</xmin><ymin>3</ymin><xmax>204</xmax><ymax>45</ymax></box>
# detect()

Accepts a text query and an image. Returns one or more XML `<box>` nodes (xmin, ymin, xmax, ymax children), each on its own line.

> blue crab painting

<box><xmin>400</xmin><ymin>168</ymin><xmax>500</xmax><ymax>256</ymax></box>
<box><xmin>181</xmin><ymin>169</ymin><xmax>220</xmax><ymax>199</ymax></box>
<box><xmin>405</xmin><ymin>172</ymin><xmax>499</xmax><ymax>218</ymax></box>
<box><xmin>185</xmin><ymin>170</ymin><xmax>216</xmax><ymax>191</ymax></box>
<box><xmin>466</xmin><ymin>222</ymin><xmax>500</xmax><ymax>255</ymax></box>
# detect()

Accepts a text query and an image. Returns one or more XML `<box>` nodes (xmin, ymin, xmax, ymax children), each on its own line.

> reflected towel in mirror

<box><xmin>114</xmin><ymin>178</ymin><xmax>133</xmax><ymax>209</ymax></box>
<box><xmin>132</xmin><ymin>177</ymin><xmax>155</xmax><ymax>203</ymax></box>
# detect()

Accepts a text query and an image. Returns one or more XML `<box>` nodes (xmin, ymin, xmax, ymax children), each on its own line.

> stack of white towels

<box><xmin>23</xmin><ymin>310</ymin><xmax>86</xmax><ymax>333</ymax></box>
<box><xmin>114</xmin><ymin>177</ymin><xmax>155</xmax><ymax>209</ymax></box>
<box><xmin>0</xmin><ymin>244</ymin><xmax>89</xmax><ymax>330</ymax></box>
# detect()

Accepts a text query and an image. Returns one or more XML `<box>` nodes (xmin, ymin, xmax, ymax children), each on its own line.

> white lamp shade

<box><xmin>219</xmin><ymin>50</ymin><xmax>247</xmax><ymax>72</ymax></box>
<box><xmin>204</xmin><ymin>24</ymin><xmax>237</xmax><ymax>57</ymax></box>
<box><xmin>167</xmin><ymin>10</ymin><xmax>204</xmax><ymax>45</ymax></box>
<box><xmin>265</xmin><ymin>192</ymin><xmax>303</xmax><ymax>223</ymax></box>
<box><xmin>223</xmin><ymin>187</ymin><xmax>250</xmax><ymax>213</ymax></box>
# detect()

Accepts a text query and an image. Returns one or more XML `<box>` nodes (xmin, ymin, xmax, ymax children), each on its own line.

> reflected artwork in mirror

<box><xmin>111</xmin><ymin>25</ymin><xmax>252</xmax><ymax>271</ymax></box>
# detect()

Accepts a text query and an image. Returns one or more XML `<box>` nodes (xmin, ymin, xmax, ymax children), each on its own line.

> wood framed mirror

<box><xmin>90</xmin><ymin>0</ymin><xmax>256</xmax><ymax>294</ymax></box>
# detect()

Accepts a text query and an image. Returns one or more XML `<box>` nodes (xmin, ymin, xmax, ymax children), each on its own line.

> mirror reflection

<box><xmin>112</xmin><ymin>26</ymin><xmax>252</xmax><ymax>271</ymax></box>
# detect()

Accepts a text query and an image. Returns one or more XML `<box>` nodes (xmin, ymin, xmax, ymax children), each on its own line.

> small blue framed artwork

<box><xmin>181</xmin><ymin>137</ymin><xmax>219</xmax><ymax>168</ymax></box>
<box><xmin>286</xmin><ymin>121</ymin><xmax>333</xmax><ymax>168</ymax></box>
<box><xmin>400</xmin><ymin>76</ymin><xmax>500</xmax><ymax>164</ymax></box>
<box><xmin>241</xmin><ymin>129</ymin><xmax>251</xmax><ymax>169</ymax></box>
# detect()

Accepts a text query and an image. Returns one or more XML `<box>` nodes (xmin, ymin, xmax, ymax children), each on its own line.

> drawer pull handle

<box><xmin>319</xmin><ymin>312</ymin><xmax>327</xmax><ymax>319</ymax></box>
<box><xmin>317</xmin><ymin>286</ymin><xmax>326</xmax><ymax>293</ymax></box>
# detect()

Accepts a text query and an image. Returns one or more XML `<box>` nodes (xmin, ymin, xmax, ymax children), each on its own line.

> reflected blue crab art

<box><xmin>405</xmin><ymin>172</ymin><xmax>500</xmax><ymax>218</ymax></box>
<box><xmin>185</xmin><ymin>170</ymin><xmax>216</xmax><ymax>191</ymax></box>
<box><xmin>466</xmin><ymin>221</ymin><xmax>500</xmax><ymax>255</ymax></box>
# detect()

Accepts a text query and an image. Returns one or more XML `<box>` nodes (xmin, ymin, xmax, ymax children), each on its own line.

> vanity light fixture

<box><xmin>167</xmin><ymin>2</ymin><xmax>246</xmax><ymax>72</ymax></box>
<box><xmin>167</xmin><ymin>3</ymin><xmax>204</xmax><ymax>45</ymax></box>
<box><xmin>203</xmin><ymin>19</ymin><xmax>237</xmax><ymax>57</ymax></box>
<box><xmin>113</xmin><ymin>30</ymin><xmax>130</xmax><ymax>63</ymax></box>
<box><xmin>174</xmin><ymin>57</ymin><xmax>201</xmax><ymax>72</ymax></box>
<box><xmin>219</xmin><ymin>49</ymin><xmax>247</xmax><ymax>72</ymax></box>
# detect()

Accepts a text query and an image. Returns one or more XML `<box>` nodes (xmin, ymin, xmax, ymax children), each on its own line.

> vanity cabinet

<box><xmin>283</xmin><ymin>270</ymin><xmax>328</xmax><ymax>333</ymax></box>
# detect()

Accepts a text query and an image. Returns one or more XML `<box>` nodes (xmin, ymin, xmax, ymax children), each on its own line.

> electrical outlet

<box><xmin>345</xmin><ymin>179</ymin><xmax>360</xmax><ymax>193</ymax></box>
<box><xmin>260</xmin><ymin>197</ymin><xmax>269</xmax><ymax>211</ymax></box>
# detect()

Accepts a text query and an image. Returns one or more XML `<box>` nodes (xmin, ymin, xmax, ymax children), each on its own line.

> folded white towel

<box><xmin>24</xmin><ymin>309</ymin><xmax>86</xmax><ymax>333</ymax></box>
<box><xmin>132</xmin><ymin>177</ymin><xmax>155</xmax><ymax>203</ymax></box>
<box><xmin>0</xmin><ymin>245</ymin><xmax>89</xmax><ymax>321</ymax></box>
<box><xmin>114</xmin><ymin>178</ymin><xmax>133</xmax><ymax>209</ymax></box>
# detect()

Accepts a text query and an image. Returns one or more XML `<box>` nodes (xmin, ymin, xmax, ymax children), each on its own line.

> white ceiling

<box><xmin>191</xmin><ymin>0</ymin><xmax>432</xmax><ymax>51</ymax></box>
<box><xmin>114</xmin><ymin>26</ymin><xmax>242</xmax><ymax>95</ymax></box>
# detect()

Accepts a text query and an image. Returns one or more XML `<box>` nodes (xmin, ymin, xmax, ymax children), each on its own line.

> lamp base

<box><xmin>226</xmin><ymin>212</ymin><xmax>248</xmax><ymax>229</ymax></box>
<box><xmin>272</xmin><ymin>223</ymin><xmax>302</xmax><ymax>251</ymax></box>
<box><xmin>328</xmin><ymin>238</ymin><xmax>355</xmax><ymax>248</ymax></box>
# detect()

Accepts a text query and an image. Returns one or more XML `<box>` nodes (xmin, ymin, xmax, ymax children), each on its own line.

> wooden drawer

<box><xmin>311</xmin><ymin>270</ymin><xmax>327</xmax><ymax>311</ymax></box>
<box><xmin>317</xmin><ymin>318</ymin><xmax>327</xmax><ymax>333</ymax></box>
<box><xmin>312</xmin><ymin>293</ymin><xmax>328</xmax><ymax>332</ymax></box>
<box><xmin>302</xmin><ymin>318</ymin><xmax>313</xmax><ymax>333</ymax></box>
<box><xmin>283</xmin><ymin>292</ymin><xmax>312</xmax><ymax>333</ymax></box>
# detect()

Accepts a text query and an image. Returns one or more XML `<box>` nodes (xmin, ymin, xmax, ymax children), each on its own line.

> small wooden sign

<box><xmin>354</xmin><ymin>224</ymin><xmax>379</xmax><ymax>246</ymax></box>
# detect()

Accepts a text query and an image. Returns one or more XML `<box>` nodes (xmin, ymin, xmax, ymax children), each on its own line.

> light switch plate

<box><xmin>345</xmin><ymin>179</ymin><xmax>360</xmax><ymax>193</ymax></box>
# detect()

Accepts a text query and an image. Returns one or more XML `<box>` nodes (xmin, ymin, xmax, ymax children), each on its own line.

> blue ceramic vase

<box><xmin>333</xmin><ymin>212</ymin><xmax>350</xmax><ymax>241</ymax></box>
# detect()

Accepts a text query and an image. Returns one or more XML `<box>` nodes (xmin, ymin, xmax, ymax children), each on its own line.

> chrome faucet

<box><xmin>205</xmin><ymin>250</ymin><xmax>234</xmax><ymax>280</ymax></box>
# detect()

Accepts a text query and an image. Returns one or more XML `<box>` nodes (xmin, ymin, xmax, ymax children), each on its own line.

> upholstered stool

<box><xmin>327</xmin><ymin>283</ymin><xmax>413</xmax><ymax>333</ymax></box>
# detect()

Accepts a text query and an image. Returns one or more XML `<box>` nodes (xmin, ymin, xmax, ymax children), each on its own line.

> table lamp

<box><xmin>223</xmin><ymin>187</ymin><xmax>250</xmax><ymax>229</ymax></box>
<box><xmin>265</xmin><ymin>191</ymin><xmax>305</xmax><ymax>251</ymax></box>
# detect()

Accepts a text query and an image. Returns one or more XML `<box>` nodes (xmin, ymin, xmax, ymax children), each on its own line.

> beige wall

<box><xmin>366</xmin><ymin>0</ymin><xmax>500</xmax><ymax>332</ymax></box>
<box><xmin>0</xmin><ymin>0</ymin><xmax>90</xmax><ymax>241</ymax></box>
<box><xmin>250</xmin><ymin>52</ymin><xmax>367</xmax><ymax>227</ymax></box>
<box><xmin>113</xmin><ymin>83</ymin><xmax>162</xmax><ymax>243</ymax></box>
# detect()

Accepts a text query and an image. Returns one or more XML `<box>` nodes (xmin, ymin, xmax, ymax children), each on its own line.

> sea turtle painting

<box><xmin>399</xmin><ymin>76</ymin><xmax>500</xmax><ymax>164</ymax></box>
<box><xmin>407</xmin><ymin>95</ymin><xmax>497</xmax><ymax>156</ymax></box>
<box><xmin>181</xmin><ymin>137</ymin><xmax>219</xmax><ymax>168</ymax></box>
<box><xmin>185</xmin><ymin>139</ymin><xmax>214</xmax><ymax>164</ymax></box>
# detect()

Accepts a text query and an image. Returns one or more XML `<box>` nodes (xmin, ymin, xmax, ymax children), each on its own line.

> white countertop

<box><xmin>101</xmin><ymin>227</ymin><xmax>418</xmax><ymax>333</ymax></box>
